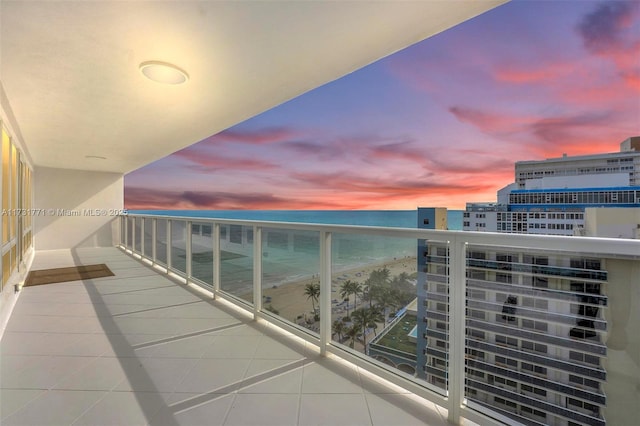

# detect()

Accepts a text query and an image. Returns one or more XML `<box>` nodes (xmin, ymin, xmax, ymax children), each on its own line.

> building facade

<box><xmin>463</xmin><ymin>137</ymin><xmax>640</xmax><ymax>235</ymax></box>
<box><xmin>417</xmin><ymin>236</ymin><xmax>619</xmax><ymax>426</ymax></box>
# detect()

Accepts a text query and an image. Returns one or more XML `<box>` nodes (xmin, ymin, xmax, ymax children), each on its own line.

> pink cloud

<box><xmin>173</xmin><ymin>148</ymin><xmax>276</xmax><ymax>171</ymax></box>
<box><xmin>448</xmin><ymin>106</ymin><xmax>532</xmax><ymax>135</ymax></box>
<box><xmin>495</xmin><ymin>63</ymin><xmax>574</xmax><ymax>84</ymax></box>
<box><xmin>207</xmin><ymin>127</ymin><xmax>300</xmax><ymax>145</ymax></box>
<box><xmin>576</xmin><ymin>1</ymin><xmax>640</xmax><ymax>92</ymax></box>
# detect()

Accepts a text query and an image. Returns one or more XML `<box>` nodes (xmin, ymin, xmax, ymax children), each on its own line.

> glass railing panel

<box><xmin>190</xmin><ymin>222</ymin><xmax>213</xmax><ymax>286</ymax></box>
<box><xmin>329</xmin><ymin>232</ymin><xmax>448</xmax><ymax>393</ymax></box>
<box><xmin>155</xmin><ymin>218</ymin><xmax>167</xmax><ymax>265</ymax></box>
<box><xmin>134</xmin><ymin>217</ymin><xmax>142</xmax><ymax>253</ymax></box>
<box><xmin>126</xmin><ymin>217</ymin><xmax>133</xmax><ymax>248</ymax></box>
<box><xmin>170</xmin><ymin>220</ymin><xmax>187</xmax><ymax>274</ymax></box>
<box><xmin>260</xmin><ymin>227</ymin><xmax>320</xmax><ymax>332</ymax></box>
<box><xmin>143</xmin><ymin>217</ymin><xmax>153</xmax><ymax>258</ymax></box>
<box><xmin>219</xmin><ymin>224</ymin><xmax>253</xmax><ymax>304</ymax></box>
<box><xmin>464</xmin><ymin>244</ymin><xmax>612</xmax><ymax>426</ymax></box>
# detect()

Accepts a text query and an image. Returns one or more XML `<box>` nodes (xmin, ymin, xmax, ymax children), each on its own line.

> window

<box><xmin>521</xmin><ymin>384</ymin><xmax>547</xmax><ymax>397</ymax></box>
<box><xmin>494</xmin><ymin>397</ymin><xmax>517</xmax><ymax>410</ymax></box>
<box><xmin>496</xmin><ymin>335</ymin><xmax>518</xmax><ymax>347</ymax></box>
<box><xmin>569</xmin><ymin>374</ymin><xmax>600</xmax><ymax>390</ymax></box>
<box><xmin>468</xmin><ymin>368</ymin><xmax>485</xmax><ymax>379</ymax></box>
<box><xmin>468</xmin><ymin>289</ymin><xmax>486</xmax><ymax>300</ymax></box>
<box><xmin>496</xmin><ymin>273</ymin><xmax>512</xmax><ymax>283</ymax></box>
<box><xmin>434</xmin><ymin>358</ymin><xmax>446</xmax><ymax>368</ymax></box>
<box><xmin>522</xmin><ymin>319</ymin><xmax>548</xmax><ymax>332</ymax></box>
<box><xmin>522</xmin><ymin>341</ymin><xmax>547</xmax><ymax>354</ymax></box>
<box><xmin>522</xmin><ymin>362</ymin><xmax>547</xmax><ymax>375</ymax></box>
<box><xmin>469</xmin><ymin>329</ymin><xmax>486</xmax><ymax>340</ymax></box>
<box><xmin>569</xmin><ymin>351</ymin><xmax>600</xmax><ymax>366</ymax></box>
<box><xmin>521</xmin><ymin>406</ymin><xmax>547</xmax><ymax>419</ymax></box>
<box><xmin>467</xmin><ymin>349</ymin><xmax>484</xmax><ymax>359</ymax></box>
<box><xmin>495</xmin><ymin>355</ymin><xmax>517</xmax><ymax>368</ymax></box>
<box><xmin>494</xmin><ymin>376</ymin><xmax>517</xmax><ymax>388</ymax></box>
<box><xmin>469</xmin><ymin>309</ymin><xmax>485</xmax><ymax>320</ymax></box>
<box><xmin>567</xmin><ymin>398</ymin><xmax>600</xmax><ymax>416</ymax></box>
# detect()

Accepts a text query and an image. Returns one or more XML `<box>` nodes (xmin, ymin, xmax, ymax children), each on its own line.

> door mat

<box><xmin>25</xmin><ymin>264</ymin><xmax>114</xmax><ymax>287</ymax></box>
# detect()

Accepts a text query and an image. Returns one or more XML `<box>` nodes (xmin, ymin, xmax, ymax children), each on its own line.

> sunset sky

<box><xmin>125</xmin><ymin>0</ymin><xmax>640</xmax><ymax>211</ymax></box>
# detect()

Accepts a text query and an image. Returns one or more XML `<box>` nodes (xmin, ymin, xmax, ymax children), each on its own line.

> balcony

<box><xmin>0</xmin><ymin>247</ymin><xmax>450</xmax><ymax>426</ymax></box>
<box><xmin>2</xmin><ymin>213</ymin><xmax>639</xmax><ymax>426</ymax></box>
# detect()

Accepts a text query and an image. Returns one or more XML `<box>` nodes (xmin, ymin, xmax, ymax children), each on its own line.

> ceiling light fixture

<box><xmin>139</xmin><ymin>61</ymin><xmax>189</xmax><ymax>85</ymax></box>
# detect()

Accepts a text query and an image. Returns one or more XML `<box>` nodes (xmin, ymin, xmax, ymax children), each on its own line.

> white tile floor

<box><xmin>0</xmin><ymin>247</ymin><xmax>451</xmax><ymax>425</ymax></box>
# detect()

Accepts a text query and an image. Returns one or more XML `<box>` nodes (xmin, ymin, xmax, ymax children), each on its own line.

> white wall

<box><xmin>604</xmin><ymin>258</ymin><xmax>640</xmax><ymax>425</ymax></box>
<box><xmin>34</xmin><ymin>167</ymin><xmax>123</xmax><ymax>250</ymax></box>
<box><xmin>497</xmin><ymin>183</ymin><xmax>517</xmax><ymax>204</ymax></box>
<box><xmin>584</xmin><ymin>208</ymin><xmax>640</xmax><ymax>239</ymax></box>
<box><xmin>525</xmin><ymin>173</ymin><xmax>628</xmax><ymax>190</ymax></box>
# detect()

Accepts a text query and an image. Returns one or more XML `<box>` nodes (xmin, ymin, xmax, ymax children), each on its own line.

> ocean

<box><xmin>130</xmin><ymin>209</ymin><xmax>464</xmax><ymax>230</ymax></box>
<box><xmin>129</xmin><ymin>210</ymin><xmax>463</xmax><ymax>295</ymax></box>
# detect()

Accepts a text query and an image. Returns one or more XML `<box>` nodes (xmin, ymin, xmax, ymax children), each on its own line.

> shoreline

<box><xmin>257</xmin><ymin>256</ymin><xmax>417</xmax><ymax>323</ymax></box>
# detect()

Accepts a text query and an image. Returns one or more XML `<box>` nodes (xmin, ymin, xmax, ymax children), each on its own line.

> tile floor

<box><xmin>1</xmin><ymin>247</ymin><xmax>451</xmax><ymax>425</ymax></box>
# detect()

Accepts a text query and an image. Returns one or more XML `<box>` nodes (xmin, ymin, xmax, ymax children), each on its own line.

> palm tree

<box><xmin>304</xmin><ymin>282</ymin><xmax>320</xmax><ymax>316</ymax></box>
<box><xmin>351</xmin><ymin>307</ymin><xmax>384</xmax><ymax>347</ymax></box>
<box><xmin>351</xmin><ymin>281</ymin><xmax>363</xmax><ymax>310</ymax></box>
<box><xmin>332</xmin><ymin>319</ymin><xmax>345</xmax><ymax>341</ymax></box>
<box><xmin>375</xmin><ymin>287</ymin><xmax>393</xmax><ymax>321</ymax></box>
<box><xmin>340</xmin><ymin>280</ymin><xmax>359</xmax><ymax>317</ymax></box>
<box><xmin>369</xmin><ymin>267</ymin><xmax>390</xmax><ymax>287</ymax></box>
<box><xmin>344</xmin><ymin>324</ymin><xmax>359</xmax><ymax>349</ymax></box>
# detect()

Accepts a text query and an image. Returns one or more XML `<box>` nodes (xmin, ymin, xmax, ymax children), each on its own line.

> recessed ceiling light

<box><xmin>140</xmin><ymin>61</ymin><xmax>189</xmax><ymax>85</ymax></box>
<box><xmin>85</xmin><ymin>155</ymin><xmax>107</xmax><ymax>160</ymax></box>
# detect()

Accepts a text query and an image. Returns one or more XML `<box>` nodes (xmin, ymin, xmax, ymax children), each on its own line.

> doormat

<box><xmin>25</xmin><ymin>264</ymin><xmax>114</xmax><ymax>287</ymax></box>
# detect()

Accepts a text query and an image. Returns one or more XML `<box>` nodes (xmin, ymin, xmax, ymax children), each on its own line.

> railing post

<box><xmin>213</xmin><ymin>223</ymin><xmax>220</xmax><ymax>297</ymax></box>
<box><xmin>253</xmin><ymin>225</ymin><xmax>262</xmax><ymax>319</ymax></box>
<box><xmin>152</xmin><ymin>218</ymin><xmax>157</xmax><ymax>265</ymax></box>
<box><xmin>319</xmin><ymin>231</ymin><xmax>332</xmax><ymax>355</ymax></box>
<box><xmin>186</xmin><ymin>220</ymin><xmax>192</xmax><ymax>281</ymax></box>
<box><xmin>448</xmin><ymin>237</ymin><xmax>467</xmax><ymax>424</ymax></box>
<box><xmin>140</xmin><ymin>218</ymin><xmax>145</xmax><ymax>257</ymax></box>
<box><xmin>123</xmin><ymin>216</ymin><xmax>127</xmax><ymax>248</ymax></box>
<box><xmin>132</xmin><ymin>218</ymin><xmax>136</xmax><ymax>253</ymax></box>
<box><xmin>167</xmin><ymin>220</ymin><xmax>172</xmax><ymax>271</ymax></box>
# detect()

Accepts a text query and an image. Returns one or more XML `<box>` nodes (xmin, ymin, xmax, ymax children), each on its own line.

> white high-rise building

<box><xmin>463</xmin><ymin>137</ymin><xmax>640</xmax><ymax>235</ymax></box>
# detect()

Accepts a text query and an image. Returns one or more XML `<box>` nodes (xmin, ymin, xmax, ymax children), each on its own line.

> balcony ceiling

<box><xmin>1</xmin><ymin>0</ymin><xmax>505</xmax><ymax>174</ymax></box>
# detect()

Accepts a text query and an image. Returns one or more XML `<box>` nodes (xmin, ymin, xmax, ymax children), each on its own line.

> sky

<box><xmin>125</xmin><ymin>0</ymin><xmax>640</xmax><ymax>211</ymax></box>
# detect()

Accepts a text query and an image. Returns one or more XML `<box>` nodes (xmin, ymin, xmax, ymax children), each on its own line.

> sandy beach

<box><xmin>258</xmin><ymin>256</ymin><xmax>417</xmax><ymax>324</ymax></box>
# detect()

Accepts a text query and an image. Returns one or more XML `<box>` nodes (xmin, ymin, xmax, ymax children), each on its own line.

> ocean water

<box><xmin>130</xmin><ymin>210</ymin><xmax>463</xmax><ymax>293</ymax></box>
<box><xmin>131</xmin><ymin>209</ymin><xmax>464</xmax><ymax>230</ymax></box>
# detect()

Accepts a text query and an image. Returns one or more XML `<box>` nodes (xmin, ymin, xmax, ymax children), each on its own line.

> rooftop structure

<box><xmin>464</xmin><ymin>138</ymin><xmax>640</xmax><ymax>235</ymax></box>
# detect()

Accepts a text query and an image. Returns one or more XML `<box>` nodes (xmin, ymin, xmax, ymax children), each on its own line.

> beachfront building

<box><xmin>463</xmin><ymin>137</ymin><xmax>640</xmax><ymax>235</ymax></box>
<box><xmin>418</xmin><ymin>236</ymin><xmax>637</xmax><ymax>426</ymax></box>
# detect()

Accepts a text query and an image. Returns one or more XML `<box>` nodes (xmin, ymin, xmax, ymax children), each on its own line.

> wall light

<box><xmin>139</xmin><ymin>61</ymin><xmax>189</xmax><ymax>85</ymax></box>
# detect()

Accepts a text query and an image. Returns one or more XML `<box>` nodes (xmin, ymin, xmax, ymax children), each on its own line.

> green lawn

<box><xmin>373</xmin><ymin>314</ymin><xmax>417</xmax><ymax>354</ymax></box>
